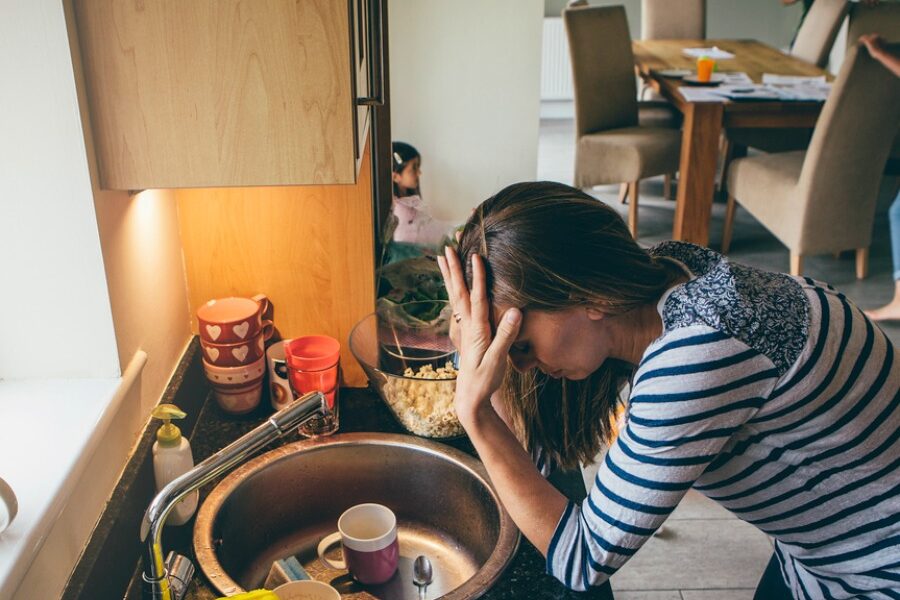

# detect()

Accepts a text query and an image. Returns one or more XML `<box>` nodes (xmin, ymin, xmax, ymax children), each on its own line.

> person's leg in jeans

<box><xmin>865</xmin><ymin>191</ymin><xmax>900</xmax><ymax>321</ymax></box>
<box><xmin>754</xmin><ymin>553</ymin><xmax>793</xmax><ymax>600</ymax></box>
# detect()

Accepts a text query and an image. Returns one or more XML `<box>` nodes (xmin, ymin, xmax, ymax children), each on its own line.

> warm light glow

<box><xmin>133</xmin><ymin>188</ymin><xmax>166</xmax><ymax>225</ymax></box>
<box><xmin>119</xmin><ymin>188</ymin><xmax>180</xmax><ymax>298</ymax></box>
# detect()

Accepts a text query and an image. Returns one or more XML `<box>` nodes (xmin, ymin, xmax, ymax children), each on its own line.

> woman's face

<box><xmin>393</xmin><ymin>157</ymin><xmax>421</xmax><ymax>192</ymax></box>
<box><xmin>497</xmin><ymin>305</ymin><xmax>608</xmax><ymax>381</ymax></box>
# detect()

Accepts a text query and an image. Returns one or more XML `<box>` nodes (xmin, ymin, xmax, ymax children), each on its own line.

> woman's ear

<box><xmin>392</xmin><ymin>172</ymin><xmax>402</xmax><ymax>184</ymax></box>
<box><xmin>585</xmin><ymin>307</ymin><xmax>606</xmax><ymax>321</ymax></box>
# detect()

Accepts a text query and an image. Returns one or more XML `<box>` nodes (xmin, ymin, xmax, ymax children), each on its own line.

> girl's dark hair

<box><xmin>391</xmin><ymin>141</ymin><xmax>421</xmax><ymax>197</ymax></box>
<box><xmin>457</xmin><ymin>181</ymin><xmax>682</xmax><ymax>470</ymax></box>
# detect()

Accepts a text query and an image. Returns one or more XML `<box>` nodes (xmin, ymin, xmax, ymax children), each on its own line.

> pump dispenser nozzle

<box><xmin>151</xmin><ymin>404</ymin><xmax>186</xmax><ymax>447</ymax></box>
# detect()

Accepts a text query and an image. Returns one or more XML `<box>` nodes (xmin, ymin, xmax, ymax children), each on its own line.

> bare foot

<box><xmin>865</xmin><ymin>300</ymin><xmax>900</xmax><ymax>322</ymax></box>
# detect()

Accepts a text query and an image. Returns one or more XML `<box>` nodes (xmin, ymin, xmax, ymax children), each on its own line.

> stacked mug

<box><xmin>198</xmin><ymin>294</ymin><xmax>273</xmax><ymax>414</ymax></box>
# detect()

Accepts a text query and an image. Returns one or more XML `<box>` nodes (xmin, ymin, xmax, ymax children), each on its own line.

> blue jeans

<box><xmin>891</xmin><ymin>191</ymin><xmax>900</xmax><ymax>281</ymax></box>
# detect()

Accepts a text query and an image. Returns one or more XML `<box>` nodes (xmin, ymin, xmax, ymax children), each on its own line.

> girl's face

<box><xmin>393</xmin><ymin>157</ymin><xmax>421</xmax><ymax>192</ymax></box>
<box><xmin>497</xmin><ymin>306</ymin><xmax>609</xmax><ymax>381</ymax></box>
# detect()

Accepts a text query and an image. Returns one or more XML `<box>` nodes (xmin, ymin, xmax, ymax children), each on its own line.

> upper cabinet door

<box><xmin>73</xmin><ymin>1</ymin><xmax>367</xmax><ymax>189</ymax></box>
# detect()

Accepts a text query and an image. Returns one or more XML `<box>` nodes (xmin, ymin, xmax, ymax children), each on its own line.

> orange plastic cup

<box><xmin>285</xmin><ymin>335</ymin><xmax>341</xmax><ymax>437</ymax></box>
<box><xmin>697</xmin><ymin>56</ymin><xmax>715</xmax><ymax>82</ymax></box>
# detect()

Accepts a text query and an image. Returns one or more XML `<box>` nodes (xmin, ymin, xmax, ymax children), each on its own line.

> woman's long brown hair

<box><xmin>457</xmin><ymin>182</ymin><xmax>681</xmax><ymax>471</ymax></box>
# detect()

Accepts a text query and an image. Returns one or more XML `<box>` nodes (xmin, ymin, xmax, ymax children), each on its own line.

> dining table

<box><xmin>632</xmin><ymin>39</ymin><xmax>833</xmax><ymax>246</ymax></box>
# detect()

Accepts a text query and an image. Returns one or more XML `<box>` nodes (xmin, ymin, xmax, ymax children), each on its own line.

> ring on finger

<box><xmin>453</xmin><ymin>312</ymin><xmax>462</xmax><ymax>323</ymax></box>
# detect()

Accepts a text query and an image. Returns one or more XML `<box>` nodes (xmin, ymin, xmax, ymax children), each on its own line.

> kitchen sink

<box><xmin>194</xmin><ymin>433</ymin><xmax>520</xmax><ymax>599</ymax></box>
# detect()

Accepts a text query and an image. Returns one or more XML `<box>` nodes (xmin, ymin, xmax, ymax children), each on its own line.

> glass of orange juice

<box><xmin>697</xmin><ymin>56</ymin><xmax>716</xmax><ymax>83</ymax></box>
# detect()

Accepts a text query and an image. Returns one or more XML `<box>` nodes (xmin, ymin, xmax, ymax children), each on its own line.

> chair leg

<box><xmin>628</xmin><ymin>181</ymin><xmax>639</xmax><ymax>238</ymax></box>
<box><xmin>618</xmin><ymin>183</ymin><xmax>628</xmax><ymax>204</ymax></box>
<box><xmin>790</xmin><ymin>253</ymin><xmax>803</xmax><ymax>277</ymax></box>
<box><xmin>722</xmin><ymin>194</ymin><xmax>737</xmax><ymax>254</ymax></box>
<box><xmin>719</xmin><ymin>141</ymin><xmax>747</xmax><ymax>195</ymax></box>
<box><xmin>856</xmin><ymin>247</ymin><xmax>869</xmax><ymax>279</ymax></box>
<box><xmin>718</xmin><ymin>138</ymin><xmax>732</xmax><ymax>193</ymax></box>
<box><xmin>664</xmin><ymin>174</ymin><xmax>673</xmax><ymax>200</ymax></box>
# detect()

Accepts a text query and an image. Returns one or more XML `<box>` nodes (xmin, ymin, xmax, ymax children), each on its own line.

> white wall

<box><xmin>0</xmin><ymin>2</ymin><xmax>193</xmax><ymax>597</ymax></box>
<box><xmin>0</xmin><ymin>0</ymin><xmax>119</xmax><ymax>379</ymax></box>
<box><xmin>389</xmin><ymin>0</ymin><xmax>544</xmax><ymax>222</ymax></box>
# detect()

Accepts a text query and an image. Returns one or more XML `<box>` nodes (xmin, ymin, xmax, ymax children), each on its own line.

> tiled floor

<box><xmin>538</xmin><ymin>117</ymin><xmax>900</xmax><ymax>599</ymax></box>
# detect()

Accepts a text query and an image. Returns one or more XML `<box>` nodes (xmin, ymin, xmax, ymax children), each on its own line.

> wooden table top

<box><xmin>633</xmin><ymin>39</ymin><xmax>833</xmax><ymax>119</ymax></box>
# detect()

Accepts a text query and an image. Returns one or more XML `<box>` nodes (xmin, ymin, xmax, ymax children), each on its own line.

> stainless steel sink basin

<box><xmin>194</xmin><ymin>433</ymin><xmax>519</xmax><ymax>599</ymax></box>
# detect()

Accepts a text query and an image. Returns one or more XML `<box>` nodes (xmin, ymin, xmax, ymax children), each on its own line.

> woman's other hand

<box><xmin>860</xmin><ymin>33</ymin><xmax>900</xmax><ymax>77</ymax></box>
<box><xmin>437</xmin><ymin>246</ymin><xmax>522</xmax><ymax>427</ymax></box>
<box><xmin>860</xmin><ymin>33</ymin><xmax>887</xmax><ymax>58</ymax></box>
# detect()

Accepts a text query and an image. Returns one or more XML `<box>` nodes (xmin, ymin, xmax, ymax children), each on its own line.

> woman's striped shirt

<box><xmin>546</xmin><ymin>242</ymin><xmax>900</xmax><ymax>599</ymax></box>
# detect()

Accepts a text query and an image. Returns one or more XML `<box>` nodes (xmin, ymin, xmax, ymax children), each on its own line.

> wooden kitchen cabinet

<box><xmin>71</xmin><ymin>0</ymin><xmax>380</xmax><ymax>190</ymax></box>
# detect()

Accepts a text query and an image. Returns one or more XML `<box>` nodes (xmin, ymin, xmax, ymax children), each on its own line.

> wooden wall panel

<box><xmin>176</xmin><ymin>143</ymin><xmax>375</xmax><ymax>386</ymax></box>
<box><xmin>73</xmin><ymin>0</ymin><xmax>356</xmax><ymax>189</ymax></box>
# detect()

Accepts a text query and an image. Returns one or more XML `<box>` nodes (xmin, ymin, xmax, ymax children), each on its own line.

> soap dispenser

<box><xmin>151</xmin><ymin>404</ymin><xmax>198</xmax><ymax>525</ymax></box>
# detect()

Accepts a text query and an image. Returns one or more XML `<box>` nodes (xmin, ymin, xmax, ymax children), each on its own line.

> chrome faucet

<box><xmin>140</xmin><ymin>391</ymin><xmax>329</xmax><ymax>600</ymax></box>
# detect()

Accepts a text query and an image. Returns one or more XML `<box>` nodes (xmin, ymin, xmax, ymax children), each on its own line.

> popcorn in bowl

<box><xmin>349</xmin><ymin>300</ymin><xmax>466</xmax><ymax>439</ymax></box>
<box><xmin>380</xmin><ymin>362</ymin><xmax>463</xmax><ymax>438</ymax></box>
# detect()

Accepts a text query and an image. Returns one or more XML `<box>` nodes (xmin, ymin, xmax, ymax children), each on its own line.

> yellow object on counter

<box><xmin>216</xmin><ymin>590</ymin><xmax>279</xmax><ymax>600</ymax></box>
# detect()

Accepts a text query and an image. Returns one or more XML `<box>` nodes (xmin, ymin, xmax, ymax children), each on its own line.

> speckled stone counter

<box><xmin>174</xmin><ymin>387</ymin><xmax>606</xmax><ymax>600</ymax></box>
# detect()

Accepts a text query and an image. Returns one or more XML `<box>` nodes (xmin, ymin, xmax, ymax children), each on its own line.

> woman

<box><xmin>436</xmin><ymin>182</ymin><xmax>899</xmax><ymax>600</ymax></box>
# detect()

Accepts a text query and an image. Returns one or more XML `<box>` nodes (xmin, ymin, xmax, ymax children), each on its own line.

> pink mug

<box><xmin>197</xmin><ymin>294</ymin><xmax>273</xmax><ymax>344</ymax></box>
<box><xmin>317</xmin><ymin>503</ymin><xmax>399</xmax><ymax>585</ymax></box>
<box><xmin>200</xmin><ymin>332</ymin><xmax>266</xmax><ymax>367</ymax></box>
<box><xmin>202</xmin><ymin>356</ymin><xmax>266</xmax><ymax>414</ymax></box>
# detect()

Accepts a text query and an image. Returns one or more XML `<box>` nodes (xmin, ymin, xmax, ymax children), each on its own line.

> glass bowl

<box><xmin>349</xmin><ymin>300</ymin><xmax>464</xmax><ymax>439</ymax></box>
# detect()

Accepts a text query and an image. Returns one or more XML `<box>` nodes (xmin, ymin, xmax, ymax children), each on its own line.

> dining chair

<box><xmin>792</xmin><ymin>0</ymin><xmax>852</xmax><ymax>68</ymax></box>
<box><xmin>722</xmin><ymin>44</ymin><xmax>900</xmax><ymax>279</ymax></box>
<box><xmin>563</xmin><ymin>0</ymin><xmax>680</xmax><ymax>203</ymax></box>
<box><xmin>847</xmin><ymin>2</ymin><xmax>900</xmax><ymax>175</ymax></box>
<box><xmin>635</xmin><ymin>0</ymin><xmax>705</xmax><ymax>200</ymax></box>
<box><xmin>719</xmin><ymin>0</ymin><xmax>851</xmax><ymax>195</ymax></box>
<box><xmin>641</xmin><ymin>0</ymin><xmax>706</xmax><ymax>40</ymax></box>
<box><xmin>564</xmin><ymin>5</ymin><xmax>681</xmax><ymax>237</ymax></box>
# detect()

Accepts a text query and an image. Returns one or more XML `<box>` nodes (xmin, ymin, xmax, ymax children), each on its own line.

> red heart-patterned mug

<box><xmin>200</xmin><ymin>332</ymin><xmax>266</xmax><ymax>367</ymax></box>
<box><xmin>197</xmin><ymin>294</ymin><xmax>273</xmax><ymax>344</ymax></box>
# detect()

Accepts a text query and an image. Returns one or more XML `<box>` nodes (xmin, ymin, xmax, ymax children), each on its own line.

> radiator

<box><xmin>541</xmin><ymin>17</ymin><xmax>574</xmax><ymax>100</ymax></box>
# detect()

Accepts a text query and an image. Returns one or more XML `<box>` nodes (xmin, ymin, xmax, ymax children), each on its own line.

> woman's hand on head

<box><xmin>437</xmin><ymin>246</ymin><xmax>522</xmax><ymax>427</ymax></box>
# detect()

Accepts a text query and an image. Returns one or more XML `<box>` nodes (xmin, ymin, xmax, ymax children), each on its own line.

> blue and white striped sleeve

<box><xmin>546</xmin><ymin>325</ymin><xmax>780</xmax><ymax>591</ymax></box>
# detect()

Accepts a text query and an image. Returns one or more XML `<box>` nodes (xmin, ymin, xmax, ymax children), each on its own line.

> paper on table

<box><xmin>709</xmin><ymin>85</ymin><xmax>782</xmax><ymax>101</ymax></box>
<box><xmin>709</xmin><ymin>83</ymin><xmax>831</xmax><ymax>102</ymax></box>
<box><xmin>770</xmin><ymin>82</ymin><xmax>831</xmax><ymax>101</ymax></box>
<box><xmin>762</xmin><ymin>73</ymin><xmax>827</xmax><ymax>85</ymax></box>
<box><xmin>682</xmin><ymin>46</ymin><xmax>736</xmax><ymax>60</ymax></box>
<box><xmin>719</xmin><ymin>72</ymin><xmax>754</xmax><ymax>85</ymax></box>
<box><xmin>678</xmin><ymin>87</ymin><xmax>728</xmax><ymax>102</ymax></box>
<box><xmin>677</xmin><ymin>73</ymin><xmax>751</xmax><ymax>102</ymax></box>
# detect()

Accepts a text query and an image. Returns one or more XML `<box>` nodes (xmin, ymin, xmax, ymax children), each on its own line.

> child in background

<box><xmin>388</xmin><ymin>142</ymin><xmax>454</xmax><ymax>256</ymax></box>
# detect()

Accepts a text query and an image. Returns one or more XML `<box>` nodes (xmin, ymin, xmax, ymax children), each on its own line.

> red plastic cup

<box><xmin>284</xmin><ymin>335</ymin><xmax>341</xmax><ymax>436</ymax></box>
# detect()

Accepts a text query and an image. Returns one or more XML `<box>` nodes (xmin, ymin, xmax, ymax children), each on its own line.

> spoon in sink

<box><xmin>413</xmin><ymin>554</ymin><xmax>433</xmax><ymax>598</ymax></box>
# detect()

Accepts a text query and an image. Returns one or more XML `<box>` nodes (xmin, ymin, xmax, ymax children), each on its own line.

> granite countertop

<box><xmin>173</xmin><ymin>387</ymin><xmax>604</xmax><ymax>600</ymax></box>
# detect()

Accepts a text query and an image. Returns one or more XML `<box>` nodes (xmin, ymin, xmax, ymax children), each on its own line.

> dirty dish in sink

<box><xmin>274</xmin><ymin>580</ymin><xmax>340</xmax><ymax>600</ymax></box>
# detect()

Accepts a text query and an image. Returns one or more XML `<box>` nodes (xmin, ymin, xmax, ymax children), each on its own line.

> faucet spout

<box><xmin>140</xmin><ymin>391</ymin><xmax>327</xmax><ymax>600</ymax></box>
